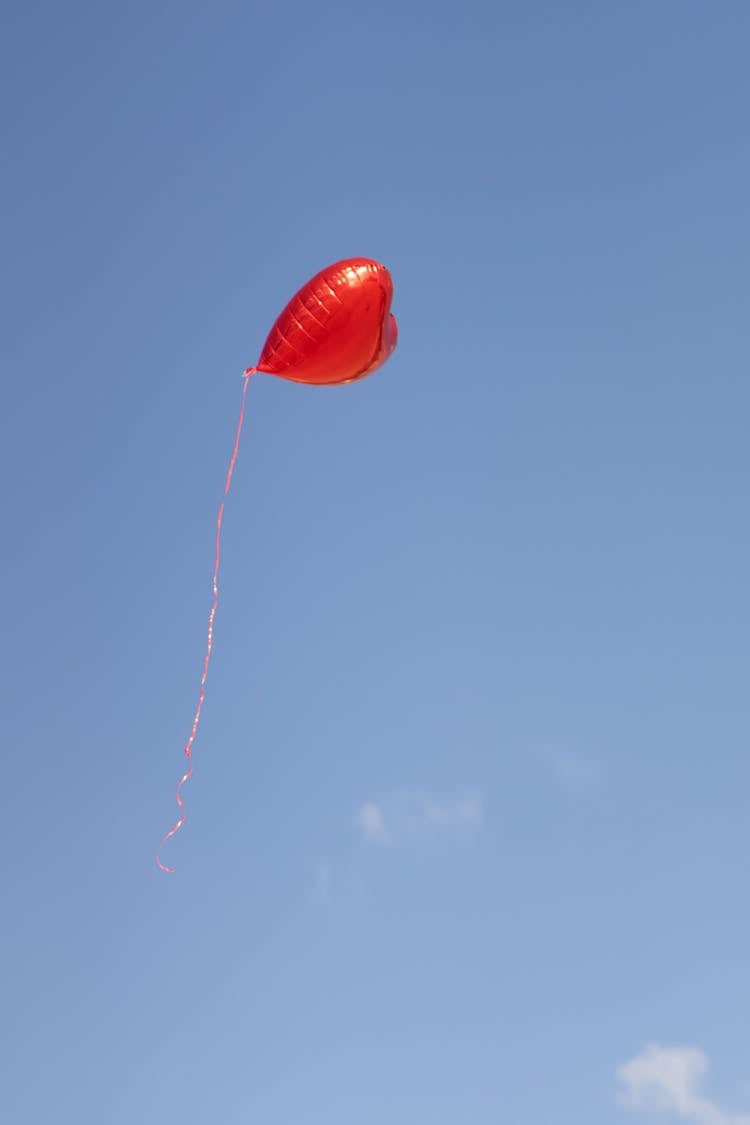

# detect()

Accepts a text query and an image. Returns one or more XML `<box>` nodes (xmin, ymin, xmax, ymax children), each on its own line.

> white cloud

<box><xmin>555</xmin><ymin>751</ymin><xmax>598</xmax><ymax>779</ymax></box>
<box><xmin>617</xmin><ymin>1045</ymin><xmax>750</xmax><ymax>1125</ymax></box>
<box><xmin>356</xmin><ymin>790</ymin><xmax>482</xmax><ymax>847</ymax></box>
<box><xmin>357</xmin><ymin>802</ymin><xmax>392</xmax><ymax>846</ymax></box>
<box><xmin>527</xmin><ymin>737</ymin><xmax>599</xmax><ymax>780</ymax></box>
<box><xmin>310</xmin><ymin>862</ymin><xmax>332</xmax><ymax>903</ymax></box>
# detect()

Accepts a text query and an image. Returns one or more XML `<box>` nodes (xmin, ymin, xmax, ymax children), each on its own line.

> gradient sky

<box><xmin>2</xmin><ymin>3</ymin><xmax>749</xmax><ymax>1123</ymax></box>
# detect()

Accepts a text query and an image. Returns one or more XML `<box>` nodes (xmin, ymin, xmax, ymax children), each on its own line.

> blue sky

<box><xmin>2</xmin><ymin>2</ymin><xmax>749</xmax><ymax>1122</ymax></box>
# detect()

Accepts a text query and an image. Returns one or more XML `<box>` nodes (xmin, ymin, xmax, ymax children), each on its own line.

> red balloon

<box><xmin>249</xmin><ymin>258</ymin><xmax>398</xmax><ymax>386</ymax></box>
<box><xmin>157</xmin><ymin>257</ymin><xmax>399</xmax><ymax>872</ymax></box>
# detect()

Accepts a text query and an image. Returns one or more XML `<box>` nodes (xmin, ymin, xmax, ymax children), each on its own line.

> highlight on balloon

<box><xmin>156</xmin><ymin>258</ymin><xmax>398</xmax><ymax>872</ymax></box>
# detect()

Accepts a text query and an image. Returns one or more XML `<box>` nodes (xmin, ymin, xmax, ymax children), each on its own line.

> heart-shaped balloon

<box><xmin>248</xmin><ymin>258</ymin><xmax>398</xmax><ymax>385</ymax></box>
<box><xmin>157</xmin><ymin>257</ymin><xmax>398</xmax><ymax>872</ymax></box>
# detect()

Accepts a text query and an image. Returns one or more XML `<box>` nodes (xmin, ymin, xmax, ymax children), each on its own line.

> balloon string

<box><xmin>156</xmin><ymin>368</ymin><xmax>257</xmax><ymax>872</ymax></box>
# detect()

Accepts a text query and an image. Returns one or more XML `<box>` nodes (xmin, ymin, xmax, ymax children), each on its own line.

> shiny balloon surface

<box><xmin>253</xmin><ymin>258</ymin><xmax>397</xmax><ymax>385</ymax></box>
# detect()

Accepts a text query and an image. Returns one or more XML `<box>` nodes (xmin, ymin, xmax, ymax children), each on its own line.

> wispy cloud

<box><xmin>526</xmin><ymin>737</ymin><xmax>599</xmax><ymax>781</ymax></box>
<box><xmin>555</xmin><ymin>750</ymin><xmax>598</xmax><ymax>779</ymax></box>
<box><xmin>617</xmin><ymin>1045</ymin><xmax>750</xmax><ymax>1125</ymax></box>
<box><xmin>356</xmin><ymin>790</ymin><xmax>482</xmax><ymax>847</ymax></box>
<box><xmin>310</xmin><ymin>862</ymin><xmax>332</xmax><ymax>903</ymax></box>
<box><xmin>357</xmin><ymin>802</ymin><xmax>392</xmax><ymax>846</ymax></box>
